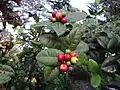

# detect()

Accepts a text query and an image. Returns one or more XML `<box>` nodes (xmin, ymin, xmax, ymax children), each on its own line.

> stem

<box><xmin>65</xmin><ymin>72</ymin><xmax>69</xmax><ymax>89</ymax></box>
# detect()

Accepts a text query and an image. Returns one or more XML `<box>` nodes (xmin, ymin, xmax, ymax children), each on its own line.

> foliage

<box><xmin>0</xmin><ymin>0</ymin><xmax>120</xmax><ymax>90</ymax></box>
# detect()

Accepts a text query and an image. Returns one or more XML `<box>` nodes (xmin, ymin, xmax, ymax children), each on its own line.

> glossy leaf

<box><xmin>87</xmin><ymin>59</ymin><xmax>99</xmax><ymax>73</ymax></box>
<box><xmin>44</xmin><ymin>66</ymin><xmax>60</xmax><ymax>81</ymax></box>
<box><xmin>107</xmin><ymin>37</ymin><xmax>118</xmax><ymax>50</ymax></box>
<box><xmin>66</xmin><ymin>25</ymin><xmax>82</xmax><ymax>50</ymax></box>
<box><xmin>39</xmin><ymin>33</ymin><xmax>69</xmax><ymax>51</ymax></box>
<box><xmin>101</xmin><ymin>56</ymin><xmax>119</xmax><ymax>73</ymax></box>
<box><xmin>76</xmin><ymin>52</ymin><xmax>88</xmax><ymax>66</ymax></box>
<box><xmin>51</xmin><ymin>22</ymin><xmax>67</xmax><ymax>37</ymax></box>
<box><xmin>97</xmin><ymin>36</ymin><xmax>109</xmax><ymax>48</ymax></box>
<box><xmin>76</xmin><ymin>41</ymin><xmax>89</xmax><ymax>52</ymax></box>
<box><xmin>66</xmin><ymin>12</ymin><xmax>87</xmax><ymax>22</ymax></box>
<box><xmin>0</xmin><ymin>64</ymin><xmax>14</xmax><ymax>76</ymax></box>
<box><xmin>0</xmin><ymin>64</ymin><xmax>14</xmax><ymax>84</ymax></box>
<box><xmin>36</xmin><ymin>49</ymin><xmax>63</xmax><ymax>66</ymax></box>
<box><xmin>91</xmin><ymin>74</ymin><xmax>101</xmax><ymax>88</ymax></box>
<box><xmin>0</xmin><ymin>75</ymin><xmax>11</xmax><ymax>84</ymax></box>
<box><xmin>39</xmin><ymin>33</ymin><xmax>58</xmax><ymax>47</ymax></box>
<box><xmin>115</xmin><ymin>42</ymin><xmax>120</xmax><ymax>50</ymax></box>
<box><xmin>39</xmin><ymin>20</ymin><xmax>52</xmax><ymax>26</ymax></box>
<box><xmin>89</xmin><ymin>51</ymin><xmax>98</xmax><ymax>61</ymax></box>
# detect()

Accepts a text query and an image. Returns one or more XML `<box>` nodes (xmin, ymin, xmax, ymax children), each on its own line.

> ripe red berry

<box><xmin>71</xmin><ymin>52</ymin><xmax>79</xmax><ymax>58</ymax></box>
<box><xmin>64</xmin><ymin>54</ymin><xmax>71</xmax><ymax>61</ymax></box>
<box><xmin>57</xmin><ymin>53</ymin><xmax>65</xmax><ymax>62</ymax></box>
<box><xmin>56</xmin><ymin>12</ymin><xmax>63</xmax><ymax>20</ymax></box>
<box><xmin>59</xmin><ymin>64</ymin><xmax>69</xmax><ymax>72</ymax></box>
<box><xmin>52</xmin><ymin>11</ymin><xmax>57</xmax><ymax>17</ymax></box>
<box><xmin>61</xmin><ymin>18</ymin><xmax>68</xmax><ymax>24</ymax></box>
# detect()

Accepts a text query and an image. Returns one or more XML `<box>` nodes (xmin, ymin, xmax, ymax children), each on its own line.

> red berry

<box><xmin>57</xmin><ymin>53</ymin><xmax>65</xmax><ymax>62</ymax></box>
<box><xmin>64</xmin><ymin>54</ymin><xmax>71</xmax><ymax>61</ymax></box>
<box><xmin>61</xmin><ymin>18</ymin><xmax>68</xmax><ymax>24</ymax></box>
<box><xmin>59</xmin><ymin>64</ymin><xmax>69</xmax><ymax>72</ymax></box>
<box><xmin>56</xmin><ymin>12</ymin><xmax>63</xmax><ymax>20</ymax></box>
<box><xmin>52</xmin><ymin>11</ymin><xmax>57</xmax><ymax>17</ymax></box>
<box><xmin>71</xmin><ymin>52</ymin><xmax>78</xmax><ymax>58</ymax></box>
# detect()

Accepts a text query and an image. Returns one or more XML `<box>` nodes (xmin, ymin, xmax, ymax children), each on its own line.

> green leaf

<box><xmin>78</xmin><ymin>52</ymin><xmax>88</xmax><ymax>61</ymax></box>
<box><xmin>51</xmin><ymin>22</ymin><xmax>67</xmax><ymax>37</ymax></box>
<box><xmin>66</xmin><ymin>25</ymin><xmax>82</xmax><ymax>50</ymax></box>
<box><xmin>17</xmin><ymin>27</ymin><xmax>24</xmax><ymax>35</ymax></box>
<box><xmin>39</xmin><ymin>20</ymin><xmax>52</xmax><ymax>26</ymax></box>
<box><xmin>39</xmin><ymin>33</ymin><xmax>59</xmax><ymax>48</ymax></box>
<box><xmin>87</xmin><ymin>59</ymin><xmax>99</xmax><ymax>73</ymax></box>
<box><xmin>0</xmin><ymin>64</ymin><xmax>14</xmax><ymax>76</ymax></box>
<box><xmin>76</xmin><ymin>52</ymin><xmax>88</xmax><ymax>66</ymax></box>
<box><xmin>8</xmin><ymin>44</ymin><xmax>23</xmax><ymax>58</ymax></box>
<box><xmin>95</xmin><ymin>0</ymin><xmax>100</xmax><ymax>5</ymax></box>
<box><xmin>0</xmin><ymin>75</ymin><xmax>11</xmax><ymax>84</ymax></box>
<box><xmin>44</xmin><ymin>66</ymin><xmax>60</xmax><ymax>81</ymax></box>
<box><xmin>101</xmin><ymin>56</ymin><xmax>119</xmax><ymax>73</ymax></box>
<box><xmin>115</xmin><ymin>41</ymin><xmax>120</xmax><ymax>50</ymax></box>
<box><xmin>36</xmin><ymin>49</ymin><xmax>63</xmax><ymax>66</ymax></box>
<box><xmin>39</xmin><ymin>33</ymin><xmax>68</xmax><ymax>51</ymax></box>
<box><xmin>31</xmin><ymin>41</ymin><xmax>41</xmax><ymax>46</ymax></box>
<box><xmin>11</xmin><ymin>86</ymin><xmax>16</xmax><ymax>90</ymax></box>
<box><xmin>91</xmin><ymin>74</ymin><xmax>101</xmax><ymax>88</ymax></box>
<box><xmin>97</xmin><ymin>36</ymin><xmax>109</xmax><ymax>48</ymax></box>
<box><xmin>24</xmin><ymin>87</ymin><xmax>30</xmax><ymax>90</ymax></box>
<box><xmin>89</xmin><ymin>51</ymin><xmax>98</xmax><ymax>61</ymax></box>
<box><xmin>76</xmin><ymin>41</ymin><xmax>89</xmax><ymax>52</ymax></box>
<box><xmin>31</xmin><ymin>23</ymin><xmax>42</xmax><ymax>31</ymax></box>
<box><xmin>66</xmin><ymin>12</ymin><xmax>87</xmax><ymax>22</ymax></box>
<box><xmin>107</xmin><ymin>37</ymin><xmax>118</xmax><ymax>50</ymax></box>
<box><xmin>0</xmin><ymin>64</ymin><xmax>14</xmax><ymax>84</ymax></box>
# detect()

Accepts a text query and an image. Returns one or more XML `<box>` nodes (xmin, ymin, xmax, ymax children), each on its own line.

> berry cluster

<box><xmin>57</xmin><ymin>49</ymin><xmax>79</xmax><ymax>72</ymax></box>
<box><xmin>49</xmin><ymin>11</ymin><xmax>68</xmax><ymax>24</ymax></box>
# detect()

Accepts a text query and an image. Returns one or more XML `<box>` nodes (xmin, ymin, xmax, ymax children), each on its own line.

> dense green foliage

<box><xmin>0</xmin><ymin>0</ymin><xmax>120</xmax><ymax>90</ymax></box>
